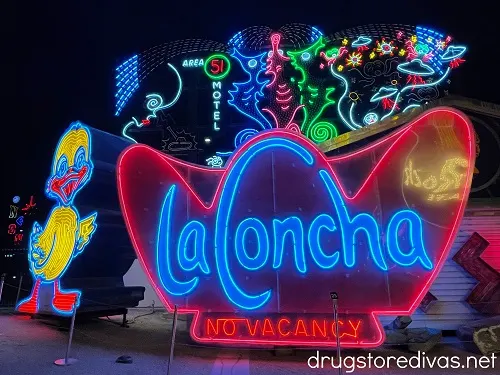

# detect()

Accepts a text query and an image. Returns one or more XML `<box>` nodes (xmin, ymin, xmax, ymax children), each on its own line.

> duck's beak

<box><xmin>48</xmin><ymin>164</ymin><xmax>90</xmax><ymax>204</ymax></box>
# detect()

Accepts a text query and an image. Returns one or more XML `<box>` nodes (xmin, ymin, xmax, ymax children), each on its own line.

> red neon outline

<box><xmin>117</xmin><ymin>107</ymin><xmax>474</xmax><ymax>348</ymax></box>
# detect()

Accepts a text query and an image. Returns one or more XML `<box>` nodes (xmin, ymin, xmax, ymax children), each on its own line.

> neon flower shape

<box><xmin>117</xmin><ymin>108</ymin><xmax>474</xmax><ymax>348</ymax></box>
<box><xmin>17</xmin><ymin>123</ymin><xmax>98</xmax><ymax>315</ymax></box>
<box><xmin>346</xmin><ymin>52</ymin><xmax>363</xmax><ymax>67</ymax></box>
<box><xmin>435</xmin><ymin>39</ymin><xmax>446</xmax><ymax>50</ymax></box>
<box><xmin>375</xmin><ymin>39</ymin><xmax>396</xmax><ymax>56</ymax></box>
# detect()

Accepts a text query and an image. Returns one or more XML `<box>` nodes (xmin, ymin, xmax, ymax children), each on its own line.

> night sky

<box><xmin>8</xmin><ymin>1</ymin><xmax>500</xmax><ymax>201</ymax></box>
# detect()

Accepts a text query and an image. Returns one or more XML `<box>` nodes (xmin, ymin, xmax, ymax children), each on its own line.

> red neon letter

<box><xmin>246</xmin><ymin>319</ymin><xmax>260</xmax><ymax>336</ymax></box>
<box><xmin>206</xmin><ymin>318</ymin><xmax>218</xmax><ymax>336</ymax></box>
<box><xmin>222</xmin><ymin>319</ymin><xmax>236</xmax><ymax>336</ymax></box>
<box><xmin>294</xmin><ymin>319</ymin><xmax>308</xmax><ymax>337</ymax></box>
<box><xmin>262</xmin><ymin>318</ymin><xmax>275</xmax><ymax>336</ymax></box>
<box><xmin>277</xmin><ymin>318</ymin><xmax>291</xmax><ymax>337</ymax></box>
<box><xmin>331</xmin><ymin>320</ymin><xmax>345</xmax><ymax>338</ymax></box>
<box><xmin>312</xmin><ymin>319</ymin><xmax>327</xmax><ymax>338</ymax></box>
<box><xmin>345</xmin><ymin>320</ymin><xmax>361</xmax><ymax>339</ymax></box>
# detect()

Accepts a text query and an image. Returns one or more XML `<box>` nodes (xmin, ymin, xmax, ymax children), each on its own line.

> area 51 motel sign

<box><xmin>117</xmin><ymin>107</ymin><xmax>474</xmax><ymax>348</ymax></box>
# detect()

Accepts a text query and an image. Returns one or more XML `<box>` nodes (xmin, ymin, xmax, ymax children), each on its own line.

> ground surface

<box><xmin>0</xmin><ymin>309</ymin><xmax>498</xmax><ymax>375</ymax></box>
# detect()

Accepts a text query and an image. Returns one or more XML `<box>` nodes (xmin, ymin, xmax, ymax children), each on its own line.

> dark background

<box><xmin>7</xmin><ymin>0</ymin><xmax>500</xmax><ymax>210</ymax></box>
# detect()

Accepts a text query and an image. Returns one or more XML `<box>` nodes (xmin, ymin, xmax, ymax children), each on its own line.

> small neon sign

<box><xmin>204</xmin><ymin>54</ymin><xmax>231</xmax><ymax>80</ymax></box>
<box><xmin>182</xmin><ymin>58</ymin><xmax>204</xmax><ymax>68</ymax></box>
<box><xmin>212</xmin><ymin>81</ymin><xmax>222</xmax><ymax>131</ymax></box>
<box><xmin>17</xmin><ymin>123</ymin><xmax>98</xmax><ymax>316</ymax></box>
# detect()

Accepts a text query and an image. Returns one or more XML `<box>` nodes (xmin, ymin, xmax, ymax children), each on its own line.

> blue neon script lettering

<box><xmin>156</xmin><ymin>138</ymin><xmax>433</xmax><ymax>310</ymax></box>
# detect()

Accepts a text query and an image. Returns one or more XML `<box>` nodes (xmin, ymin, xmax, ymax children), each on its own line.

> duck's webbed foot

<box><xmin>52</xmin><ymin>280</ymin><xmax>81</xmax><ymax>314</ymax></box>
<box><xmin>16</xmin><ymin>279</ymin><xmax>42</xmax><ymax>314</ymax></box>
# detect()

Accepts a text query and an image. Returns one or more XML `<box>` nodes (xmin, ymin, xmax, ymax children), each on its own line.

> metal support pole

<box><xmin>0</xmin><ymin>274</ymin><xmax>5</xmax><ymax>304</ymax></box>
<box><xmin>54</xmin><ymin>305</ymin><xmax>77</xmax><ymax>366</ymax></box>
<box><xmin>330</xmin><ymin>292</ymin><xmax>342</xmax><ymax>375</ymax></box>
<box><xmin>167</xmin><ymin>305</ymin><xmax>178</xmax><ymax>375</ymax></box>
<box><xmin>121</xmin><ymin>312</ymin><xmax>128</xmax><ymax>327</ymax></box>
<box><xmin>15</xmin><ymin>274</ymin><xmax>23</xmax><ymax>307</ymax></box>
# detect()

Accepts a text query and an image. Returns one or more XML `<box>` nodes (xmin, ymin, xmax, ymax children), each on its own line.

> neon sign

<box><xmin>206</xmin><ymin>155</ymin><xmax>224</xmax><ymax>168</ymax></box>
<box><xmin>122</xmin><ymin>64</ymin><xmax>182</xmax><ymax>143</ymax></box>
<box><xmin>9</xmin><ymin>205</ymin><xmax>18</xmax><ymax>218</ymax></box>
<box><xmin>204</xmin><ymin>316</ymin><xmax>362</xmax><ymax>341</ymax></box>
<box><xmin>212</xmin><ymin>81</ymin><xmax>222</xmax><ymax>131</ymax></box>
<box><xmin>156</xmin><ymin>174</ymin><xmax>432</xmax><ymax>309</ymax></box>
<box><xmin>403</xmin><ymin>157</ymin><xmax>469</xmax><ymax>201</ymax></box>
<box><xmin>182</xmin><ymin>58</ymin><xmax>204</xmax><ymax>68</ymax></box>
<box><xmin>204</xmin><ymin>54</ymin><xmax>231</xmax><ymax>80</ymax></box>
<box><xmin>17</xmin><ymin>123</ymin><xmax>98</xmax><ymax>316</ymax></box>
<box><xmin>118</xmin><ymin>108</ymin><xmax>474</xmax><ymax>347</ymax></box>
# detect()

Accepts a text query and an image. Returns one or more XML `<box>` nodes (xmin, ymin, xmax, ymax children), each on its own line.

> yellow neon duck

<box><xmin>17</xmin><ymin>123</ymin><xmax>97</xmax><ymax>315</ymax></box>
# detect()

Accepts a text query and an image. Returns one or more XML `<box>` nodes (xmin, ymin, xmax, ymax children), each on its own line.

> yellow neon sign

<box><xmin>403</xmin><ymin>157</ymin><xmax>468</xmax><ymax>202</ymax></box>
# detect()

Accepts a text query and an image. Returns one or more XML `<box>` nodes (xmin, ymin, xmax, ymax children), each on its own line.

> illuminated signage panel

<box><xmin>117</xmin><ymin>107</ymin><xmax>474</xmax><ymax>347</ymax></box>
<box><xmin>17</xmin><ymin>123</ymin><xmax>98</xmax><ymax>315</ymax></box>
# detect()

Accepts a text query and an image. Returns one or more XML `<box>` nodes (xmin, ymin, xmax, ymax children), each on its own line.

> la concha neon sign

<box><xmin>117</xmin><ymin>107</ymin><xmax>474</xmax><ymax>348</ymax></box>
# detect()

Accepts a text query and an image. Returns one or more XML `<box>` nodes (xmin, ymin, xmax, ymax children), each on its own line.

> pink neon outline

<box><xmin>265</xmin><ymin>33</ymin><xmax>289</xmax><ymax>88</ymax></box>
<box><xmin>276</xmin><ymin>96</ymin><xmax>292</xmax><ymax>103</ymax></box>
<box><xmin>198</xmin><ymin>316</ymin><xmax>364</xmax><ymax>346</ymax></box>
<box><xmin>262</xmin><ymin>104</ymin><xmax>304</xmax><ymax>129</ymax></box>
<box><xmin>277</xmin><ymin>88</ymin><xmax>291</xmax><ymax>95</ymax></box>
<box><xmin>263</xmin><ymin>32</ymin><xmax>301</xmax><ymax>128</ymax></box>
<box><xmin>117</xmin><ymin>107</ymin><xmax>474</xmax><ymax>348</ymax></box>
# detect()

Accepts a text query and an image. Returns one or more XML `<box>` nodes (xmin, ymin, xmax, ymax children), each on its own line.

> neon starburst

<box><xmin>435</xmin><ymin>39</ymin><xmax>446</xmax><ymax>50</ymax></box>
<box><xmin>375</xmin><ymin>39</ymin><xmax>396</xmax><ymax>56</ymax></box>
<box><xmin>346</xmin><ymin>52</ymin><xmax>363</xmax><ymax>67</ymax></box>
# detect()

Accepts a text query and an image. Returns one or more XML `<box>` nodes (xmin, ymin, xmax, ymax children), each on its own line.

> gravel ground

<box><xmin>0</xmin><ymin>309</ymin><xmax>498</xmax><ymax>375</ymax></box>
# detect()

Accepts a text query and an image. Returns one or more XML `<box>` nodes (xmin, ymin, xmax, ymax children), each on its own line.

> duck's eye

<box><xmin>56</xmin><ymin>156</ymin><xmax>68</xmax><ymax>178</ymax></box>
<box><xmin>75</xmin><ymin>147</ymin><xmax>86</xmax><ymax>170</ymax></box>
<box><xmin>301</xmin><ymin>52</ymin><xmax>311</xmax><ymax>61</ymax></box>
<box><xmin>248</xmin><ymin>59</ymin><xmax>257</xmax><ymax>68</ymax></box>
